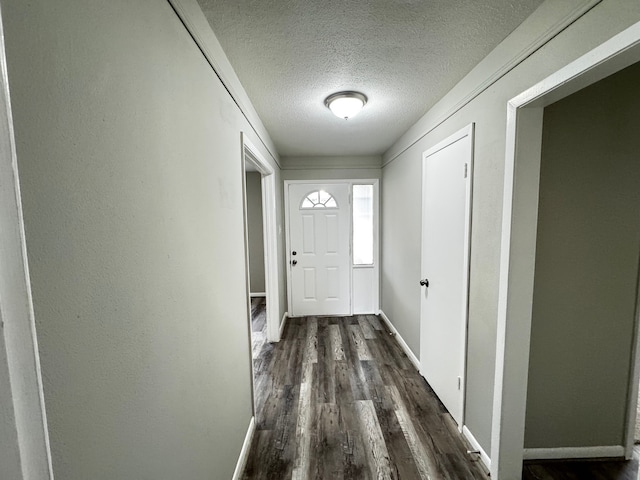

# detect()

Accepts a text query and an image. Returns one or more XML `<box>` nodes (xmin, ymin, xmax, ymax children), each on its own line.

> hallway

<box><xmin>243</xmin><ymin>314</ymin><xmax>489</xmax><ymax>479</ymax></box>
<box><xmin>4</xmin><ymin>2</ymin><xmax>640</xmax><ymax>478</ymax></box>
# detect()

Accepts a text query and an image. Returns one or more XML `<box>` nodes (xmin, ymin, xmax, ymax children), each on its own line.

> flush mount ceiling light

<box><xmin>324</xmin><ymin>91</ymin><xmax>367</xmax><ymax>120</ymax></box>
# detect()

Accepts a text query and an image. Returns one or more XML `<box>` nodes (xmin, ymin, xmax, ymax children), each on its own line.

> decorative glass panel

<box><xmin>300</xmin><ymin>190</ymin><xmax>338</xmax><ymax>209</ymax></box>
<box><xmin>353</xmin><ymin>185</ymin><xmax>374</xmax><ymax>265</ymax></box>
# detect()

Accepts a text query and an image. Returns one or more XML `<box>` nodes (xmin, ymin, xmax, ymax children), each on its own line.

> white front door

<box><xmin>420</xmin><ymin>125</ymin><xmax>473</xmax><ymax>427</ymax></box>
<box><xmin>287</xmin><ymin>183</ymin><xmax>351</xmax><ymax>316</ymax></box>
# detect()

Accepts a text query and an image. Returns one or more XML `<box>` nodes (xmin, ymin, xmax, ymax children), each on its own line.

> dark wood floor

<box><xmin>522</xmin><ymin>447</ymin><xmax>640</xmax><ymax>480</ymax></box>
<box><xmin>250</xmin><ymin>297</ymin><xmax>267</xmax><ymax>360</ymax></box>
<box><xmin>247</xmin><ymin>304</ymin><xmax>640</xmax><ymax>479</ymax></box>
<box><xmin>243</xmin><ymin>312</ymin><xmax>489</xmax><ymax>480</ymax></box>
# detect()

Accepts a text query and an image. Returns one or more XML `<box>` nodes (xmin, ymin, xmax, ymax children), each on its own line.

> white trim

<box><xmin>279</xmin><ymin>312</ymin><xmax>288</xmax><ymax>339</ymax></box>
<box><xmin>284</xmin><ymin>179</ymin><xmax>380</xmax><ymax>317</ymax></box>
<box><xmin>250</xmin><ymin>292</ymin><xmax>266</xmax><ymax>298</ymax></box>
<box><xmin>241</xmin><ymin>138</ymin><xmax>257</xmax><ymax>414</ymax></box>
<box><xmin>382</xmin><ymin>0</ymin><xmax>601</xmax><ymax>167</ymax></box>
<box><xmin>462</xmin><ymin>426</ymin><xmax>491</xmax><ymax>470</ymax></box>
<box><xmin>353</xmin><ymin>179</ymin><xmax>380</xmax><ymax>314</ymax></box>
<box><xmin>625</xmin><ymin>255</ymin><xmax>640</xmax><ymax>459</ymax></box>
<box><xmin>491</xmin><ymin>105</ymin><xmax>544</xmax><ymax>480</ymax></box>
<box><xmin>420</xmin><ymin>124</ymin><xmax>474</xmax><ymax>432</ymax></box>
<box><xmin>262</xmin><ymin>172</ymin><xmax>279</xmax><ymax>343</ymax></box>
<box><xmin>284</xmin><ymin>184</ymin><xmax>292</xmax><ymax>315</ymax></box>
<box><xmin>242</xmin><ymin>135</ymin><xmax>281</xmax><ymax>344</ymax></box>
<box><xmin>492</xmin><ymin>20</ymin><xmax>640</xmax><ymax>480</ymax></box>
<box><xmin>167</xmin><ymin>0</ymin><xmax>280</xmax><ymax>168</ymax></box>
<box><xmin>523</xmin><ymin>446</ymin><xmax>625</xmax><ymax>461</ymax></box>
<box><xmin>0</xmin><ymin>3</ymin><xmax>53</xmax><ymax>476</ymax></box>
<box><xmin>378</xmin><ymin>310</ymin><xmax>420</xmax><ymax>371</ymax></box>
<box><xmin>231</xmin><ymin>416</ymin><xmax>255</xmax><ymax>480</ymax></box>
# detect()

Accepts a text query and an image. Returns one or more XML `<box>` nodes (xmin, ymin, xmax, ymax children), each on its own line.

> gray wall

<box><xmin>381</xmin><ymin>0</ymin><xmax>640</xmax><ymax>454</ymax></box>
<box><xmin>282</xmin><ymin>168</ymin><xmax>381</xmax><ymax>181</ymax></box>
<box><xmin>2</xmin><ymin>0</ymin><xmax>282</xmax><ymax>478</ymax></box>
<box><xmin>246</xmin><ymin>172</ymin><xmax>266</xmax><ymax>294</ymax></box>
<box><xmin>525</xmin><ymin>61</ymin><xmax>640</xmax><ymax>448</ymax></box>
<box><xmin>281</xmin><ymin>156</ymin><xmax>381</xmax><ymax>181</ymax></box>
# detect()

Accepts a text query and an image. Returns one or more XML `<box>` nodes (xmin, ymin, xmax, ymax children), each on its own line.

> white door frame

<box><xmin>241</xmin><ymin>134</ymin><xmax>280</xmax><ymax>343</ymax></box>
<box><xmin>353</xmin><ymin>179</ymin><xmax>380</xmax><ymax>315</ymax></box>
<box><xmin>0</xmin><ymin>4</ymin><xmax>53</xmax><ymax>476</ymax></box>
<box><xmin>420</xmin><ymin>124</ymin><xmax>474</xmax><ymax>432</ymax></box>
<box><xmin>491</xmin><ymin>21</ymin><xmax>640</xmax><ymax>480</ymax></box>
<box><xmin>284</xmin><ymin>179</ymin><xmax>380</xmax><ymax>317</ymax></box>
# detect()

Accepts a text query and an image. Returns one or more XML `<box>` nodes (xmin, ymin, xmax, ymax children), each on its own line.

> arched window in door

<box><xmin>300</xmin><ymin>190</ymin><xmax>338</xmax><ymax>209</ymax></box>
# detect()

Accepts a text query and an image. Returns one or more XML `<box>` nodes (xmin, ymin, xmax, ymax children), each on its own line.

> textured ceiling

<box><xmin>197</xmin><ymin>0</ymin><xmax>544</xmax><ymax>157</ymax></box>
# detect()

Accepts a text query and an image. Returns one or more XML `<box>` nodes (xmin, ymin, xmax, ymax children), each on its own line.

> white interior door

<box><xmin>420</xmin><ymin>126</ymin><xmax>473</xmax><ymax>427</ymax></box>
<box><xmin>287</xmin><ymin>183</ymin><xmax>351</xmax><ymax>316</ymax></box>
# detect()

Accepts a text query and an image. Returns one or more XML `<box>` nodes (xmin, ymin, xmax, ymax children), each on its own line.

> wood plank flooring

<box><xmin>248</xmin><ymin>304</ymin><xmax>640</xmax><ymax>479</ymax></box>
<box><xmin>243</xmin><ymin>313</ymin><xmax>489</xmax><ymax>480</ymax></box>
<box><xmin>250</xmin><ymin>297</ymin><xmax>267</xmax><ymax>360</ymax></box>
<box><xmin>522</xmin><ymin>447</ymin><xmax>640</xmax><ymax>480</ymax></box>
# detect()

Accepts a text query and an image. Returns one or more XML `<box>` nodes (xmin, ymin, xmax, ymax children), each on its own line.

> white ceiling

<box><xmin>197</xmin><ymin>0</ymin><xmax>544</xmax><ymax>157</ymax></box>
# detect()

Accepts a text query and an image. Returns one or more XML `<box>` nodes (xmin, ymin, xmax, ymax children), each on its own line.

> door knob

<box><xmin>419</xmin><ymin>278</ymin><xmax>429</xmax><ymax>287</ymax></box>
<box><xmin>292</xmin><ymin>251</ymin><xmax>297</xmax><ymax>256</ymax></box>
<box><xmin>291</xmin><ymin>259</ymin><xmax>297</xmax><ymax>266</ymax></box>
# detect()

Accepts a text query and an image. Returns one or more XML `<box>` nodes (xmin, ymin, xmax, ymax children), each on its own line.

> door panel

<box><xmin>303</xmin><ymin>268</ymin><xmax>315</xmax><ymax>299</ymax></box>
<box><xmin>326</xmin><ymin>215</ymin><xmax>338</xmax><ymax>252</ymax></box>
<box><xmin>288</xmin><ymin>183</ymin><xmax>351</xmax><ymax>316</ymax></box>
<box><xmin>302</xmin><ymin>215</ymin><xmax>315</xmax><ymax>253</ymax></box>
<box><xmin>420</xmin><ymin>127</ymin><xmax>473</xmax><ymax>427</ymax></box>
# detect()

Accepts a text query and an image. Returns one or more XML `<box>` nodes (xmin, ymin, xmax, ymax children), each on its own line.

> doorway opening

<box><xmin>522</xmin><ymin>60</ymin><xmax>640</xmax><ymax>469</ymax></box>
<box><xmin>284</xmin><ymin>180</ymin><xmax>380</xmax><ymax>318</ymax></box>
<box><xmin>241</xmin><ymin>133</ymin><xmax>280</xmax><ymax>418</ymax></box>
<box><xmin>492</xmin><ymin>21</ymin><xmax>640</xmax><ymax>480</ymax></box>
<box><xmin>242</xmin><ymin>134</ymin><xmax>279</xmax><ymax>342</ymax></box>
<box><xmin>245</xmin><ymin>169</ymin><xmax>268</xmax><ymax>360</ymax></box>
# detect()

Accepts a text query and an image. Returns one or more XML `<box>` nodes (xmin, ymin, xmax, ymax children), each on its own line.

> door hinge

<box><xmin>458</xmin><ymin>376</ymin><xmax>462</xmax><ymax>390</ymax></box>
<box><xmin>464</xmin><ymin>163</ymin><xmax>468</xmax><ymax>178</ymax></box>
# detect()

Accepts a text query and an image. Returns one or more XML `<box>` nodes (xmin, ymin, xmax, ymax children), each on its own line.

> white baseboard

<box><xmin>250</xmin><ymin>292</ymin><xmax>266</xmax><ymax>297</ymax></box>
<box><xmin>232</xmin><ymin>416</ymin><xmax>255</xmax><ymax>480</ymax></box>
<box><xmin>462</xmin><ymin>425</ymin><xmax>491</xmax><ymax>470</ymax></box>
<box><xmin>523</xmin><ymin>445</ymin><xmax>625</xmax><ymax>460</ymax></box>
<box><xmin>279</xmin><ymin>312</ymin><xmax>288</xmax><ymax>339</ymax></box>
<box><xmin>377</xmin><ymin>310</ymin><xmax>420</xmax><ymax>371</ymax></box>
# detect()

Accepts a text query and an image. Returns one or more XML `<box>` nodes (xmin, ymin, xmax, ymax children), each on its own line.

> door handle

<box><xmin>419</xmin><ymin>278</ymin><xmax>429</xmax><ymax>287</ymax></box>
<box><xmin>291</xmin><ymin>259</ymin><xmax>297</xmax><ymax>266</ymax></box>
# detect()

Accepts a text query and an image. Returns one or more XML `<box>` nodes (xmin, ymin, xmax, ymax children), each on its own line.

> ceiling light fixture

<box><xmin>324</xmin><ymin>91</ymin><xmax>367</xmax><ymax>120</ymax></box>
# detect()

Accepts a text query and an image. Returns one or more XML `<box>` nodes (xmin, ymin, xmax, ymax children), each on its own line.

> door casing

<box><xmin>284</xmin><ymin>179</ymin><xmax>380</xmax><ymax>317</ymax></box>
<box><xmin>241</xmin><ymin>134</ymin><xmax>281</xmax><ymax>344</ymax></box>
<box><xmin>0</xmin><ymin>4</ymin><xmax>53</xmax><ymax>474</ymax></box>
<box><xmin>420</xmin><ymin>124</ymin><xmax>474</xmax><ymax>431</ymax></box>
<box><xmin>492</xmin><ymin>20</ymin><xmax>640</xmax><ymax>480</ymax></box>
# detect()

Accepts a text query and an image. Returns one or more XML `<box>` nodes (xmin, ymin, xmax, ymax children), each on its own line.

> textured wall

<box><xmin>282</xmin><ymin>168</ymin><xmax>381</xmax><ymax>182</ymax></box>
<box><xmin>281</xmin><ymin>156</ymin><xmax>381</xmax><ymax>181</ymax></box>
<box><xmin>379</xmin><ymin>154</ymin><xmax>422</xmax><ymax>354</ymax></box>
<box><xmin>246</xmin><ymin>172</ymin><xmax>266</xmax><ymax>294</ymax></box>
<box><xmin>525</xmin><ymin>61</ymin><xmax>640</xmax><ymax>448</ymax></box>
<box><xmin>381</xmin><ymin>0</ymin><xmax>640</xmax><ymax>455</ymax></box>
<box><xmin>1</xmin><ymin>0</ymin><xmax>280</xmax><ymax>478</ymax></box>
